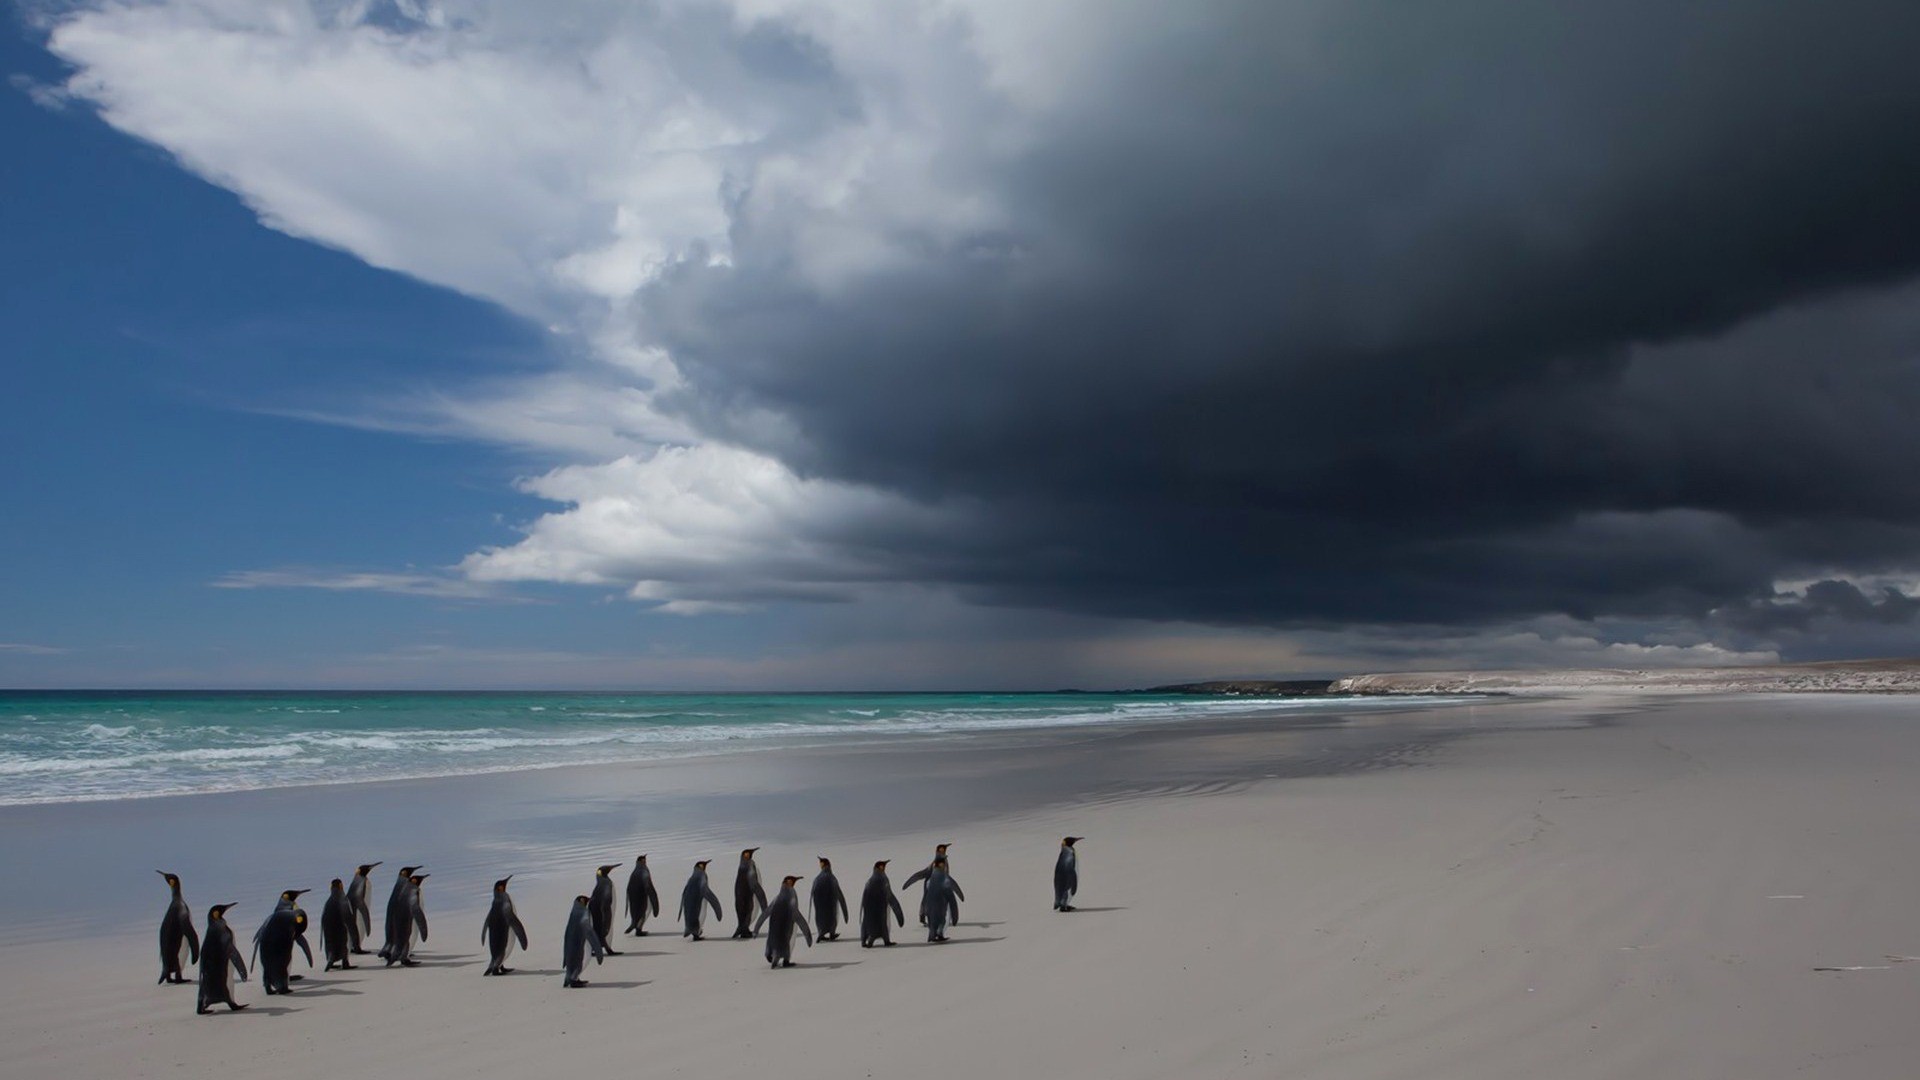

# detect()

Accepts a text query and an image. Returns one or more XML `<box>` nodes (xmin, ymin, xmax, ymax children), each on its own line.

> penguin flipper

<box><xmin>647</xmin><ymin>884</ymin><xmax>660</xmax><ymax>917</ymax></box>
<box><xmin>951</xmin><ymin>878</ymin><xmax>966</xmax><ymax>902</ymax></box>
<box><xmin>704</xmin><ymin>889</ymin><xmax>723</xmax><ymax>921</ymax></box>
<box><xmin>231</xmin><ymin>949</ymin><xmax>248</xmax><ymax>982</ymax></box>
<box><xmin>296</xmin><ymin>936</ymin><xmax>314</xmax><ymax>968</ymax></box>
<box><xmin>888</xmin><ymin>894</ymin><xmax>905</xmax><ymax>927</ymax></box>
<box><xmin>836</xmin><ymin>885</ymin><xmax>849</xmax><ymax>922</ymax></box>
<box><xmin>185</xmin><ymin>921</ymin><xmax>201</xmax><ymax>965</ymax></box>
<box><xmin>797</xmin><ymin>912</ymin><xmax>813</xmax><ymax>948</ymax></box>
<box><xmin>414</xmin><ymin>907</ymin><xmax>429</xmax><ymax>942</ymax></box>
<box><xmin>511</xmin><ymin>914</ymin><xmax>529</xmax><ymax>951</ymax></box>
<box><xmin>902</xmin><ymin>867</ymin><xmax>930</xmax><ymax>890</ymax></box>
<box><xmin>752</xmin><ymin>907</ymin><xmax>770</xmax><ymax>935</ymax></box>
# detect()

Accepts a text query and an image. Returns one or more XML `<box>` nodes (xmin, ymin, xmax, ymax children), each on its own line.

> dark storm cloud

<box><xmin>634</xmin><ymin>0</ymin><xmax>1920</xmax><ymax>643</ymax></box>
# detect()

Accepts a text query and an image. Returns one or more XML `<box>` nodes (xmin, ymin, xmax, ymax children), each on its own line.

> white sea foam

<box><xmin>0</xmin><ymin>693</ymin><xmax>1468</xmax><ymax>806</ymax></box>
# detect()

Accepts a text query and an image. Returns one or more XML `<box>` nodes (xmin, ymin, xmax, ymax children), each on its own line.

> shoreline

<box><xmin>0</xmin><ymin>692</ymin><xmax>1467</xmax><ymax>810</ymax></box>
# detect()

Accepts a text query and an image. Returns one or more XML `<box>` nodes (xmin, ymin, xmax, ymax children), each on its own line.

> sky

<box><xmin>6</xmin><ymin>0</ymin><xmax>1920</xmax><ymax>689</ymax></box>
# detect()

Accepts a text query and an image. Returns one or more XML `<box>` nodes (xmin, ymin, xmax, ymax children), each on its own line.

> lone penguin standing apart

<box><xmin>252</xmin><ymin>890</ymin><xmax>313</xmax><ymax>995</ymax></box>
<box><xmin>625</xmin><ymin>854</ymin><xmax>659</xmax><ymax>936</ymax></box>
<box><xmin>923</xmin><ymin>859</ymin><xmax>965</xmax><ymax>943</ymax></box>
<box><xmin>482</xmin><ymin>875</ymin><xmax>529</xmax><ymax>976</ymax></box>
<box><xmin>732</xmin><ymin>848</ymin><xmax>768</xmax><ymax>939</ymax></box>
<box><xmin>809</xmin><ymin>857</ymin><xmax>849</xmax><ymax>941</ymax></box>
<box><xmin>562</xmin><ymin>895</ymin><xmax>607</xmax><ymax>987</ymax></box>
<box><xmin>1053</xmin><ymin>836</ymin><xmax>1082</xmax><ymax>912</ymax></box>
<box><xmin>195</xmin><ymin>903</ymin><xmax>247</xmax><ymax>1014</ymax></box>
<box><xmin>754</xmin><ymin>875</ymin><xmax>814</xmax><ymax>968</ymax></box>
<box><xmin>320</xmin><ymin>878</ymin><xmax>355</xmax><ymax>970</ymax></box>
<box><xmin>678</xmin><ymin>860</ymin><xmax>723</xmax><ymax>940</ymax></box>
<box><xmin>346</xmin><ymin>862</ymin><xmax>380</xmax><ymax>954</ymax></box>
<box><xmin>859</xmin><ymin>860</ymin><xmax>906</xmax><ymax>948</ymax></box>
<box><xmin>378</xmin><ymin>866</ymin><xmax>421</xmax><ymax>965</ymax></box>
<box><xmin>156</xmin><ymin>871</ymin><xmax>200</xmax><ymax>985</ymax></box>
<box><xmin>588</xmin><ymin>863</ymin><xmax>622</xmax><ymax>954</ymax></box>
<box><xmin>901</xmin><ymin>842</ymin><xmax>953</xmax><ymax>925</ymax></box>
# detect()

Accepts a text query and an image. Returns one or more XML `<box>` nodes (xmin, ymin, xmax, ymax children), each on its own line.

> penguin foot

<box><xmin>196</xmin><ymin>1005</ymin><xmax>210</xmax><ymax>1015</ymax></box>
<box><xmin>498</xmin><ymin>967</ymin><xmax>514</xmax><ymax>975</ymax></box>
<box><xmin>401</xmin><ymin>959</ymin><xmax>421</xmax><ymax>967</ymax></box>
<box><xmin>636</xmin><ymin>930</ymin><xmax>649</xmax><ymax>936</ymax></box>
<box><xmin>1059</xmin><ymin>904</ymin><xmax>1076</xmax><ymax>912</ymax></box>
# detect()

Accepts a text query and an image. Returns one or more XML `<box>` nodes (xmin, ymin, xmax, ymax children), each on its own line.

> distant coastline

<box><xmin>1145</xmin><ymin>657</ymin><xmax>1920</xmax><ymax>697</ymax></box>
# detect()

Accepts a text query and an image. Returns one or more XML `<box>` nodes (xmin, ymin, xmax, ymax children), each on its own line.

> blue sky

<box><xmin>9</xmin><ymin>2</ymin><xmax>1913</xmax><ymax>687</ymax></box>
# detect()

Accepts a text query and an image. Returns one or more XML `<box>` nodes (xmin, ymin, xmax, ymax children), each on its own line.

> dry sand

<box><xmin>5</xmin><ymin>693</ymin><xmax>1920</xmax><ymax>1078</ymax></box>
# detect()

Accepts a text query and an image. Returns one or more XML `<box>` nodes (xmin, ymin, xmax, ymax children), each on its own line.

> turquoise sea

<box><xmin>0</xmin><ymin>690</ymin><xmax>1413</xmax><ymax>806</ymax></box>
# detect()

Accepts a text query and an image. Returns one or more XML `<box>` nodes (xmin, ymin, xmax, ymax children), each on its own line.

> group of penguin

<box><xmin>158</xmin><ymin>836</ymin><xmax>1083</xmax><ymax>1012</ymax></box>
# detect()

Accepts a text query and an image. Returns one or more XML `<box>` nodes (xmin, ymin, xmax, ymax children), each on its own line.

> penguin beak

<box><xmin>503</xmin><ymin>874</ymin><xmax>513</xmax><ymax>884</ymax></box>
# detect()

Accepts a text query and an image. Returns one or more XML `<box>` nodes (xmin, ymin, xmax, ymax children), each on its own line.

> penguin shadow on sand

<box><xmin>573</xmin><ymin>979</ymin><xmax>650</xmax><ymax>990</ymax></box>
<box><xmin>899</xmin><ymin>935</ymin><xmax>1007</xmax><ymax>949</ymax></box>
<box><xmin>1056</xmin><ymin>906</ymin><xmax>1126</xmax><ymax>914</ymax></box>
<box><xmin>396</xmin><ymin>954</ymin><xmax>483</xmax><ymax>969</ymax></box>
<box><xmin>780</xmin><ymin>959</ymin><xmax>863</xmax><ymax>970</ymax></box>
<box><xmin>281</xmin><ymin>982</ymin><xmax>365</xmax><ymax>998</ymax></box>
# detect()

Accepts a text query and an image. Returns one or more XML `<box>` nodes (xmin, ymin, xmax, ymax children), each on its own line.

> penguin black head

<box><xmin>493</xmin><ymin>875</ymin><xmax>513</xmax><ymax>892</ymax></box>
<box><xmin>1063</xmin><ymin>836</ymin><xmax>1082</xmax><ymax>847</ymax></box>
<box><xmin>157</xmin><ymin>870</ymin><xmax>181</xmax><ymax>889</ymax></box>
<box><xmin>597</xmin><ymin>863</ymin><xmax>621</xmax><ymax>876</ymax></box>
<box><xmin>574</xmin><ymin>895</ymin><xmax>591</xmax><ymax>906</ymax></box>
<box><xmin>695</xmin><ymin>859</ymin><xmax>711</xmax><ymax>870</ymax></box>
<box><xmin>330</xmin><ymin>878</ymin><xmax>345</xmax><ymax>891</ymax></box>
<box><xmin>781</xmin><ymin>875</ymin><xmax>803</xmax><ymax>887</ymax></box>
<box><xmin>817</xmin><ymin>856</ymin><xmax>831</xmax><ymax>870</ymax></box>
<box><xmin>279</xmin><ymin>888</ymin><xmax>310</xmax><ymax>902</ymax></box>
<box><xmin>357</xmin><ymin>862</ymin><xmax>382</xmax><ymax>875</ymax></box>
<box><xmin>873</xmin><ymin>860</ymin><xmax>890</xmax><ymax>872</ymax></box>
<box><xmin>411</xmin><ymin>873</ymin><xmax>430</xmax><ymax>884</ymax></box>
<box><xmin>635</xmin><ymin>854</ymin><xmax>648</xmax><ymax>865</ymax></box>
<box><xmin>399</xmin><ymin>865</ymin><xmax>422</xmax><ymax>879</ymax></box>
<box><xmin>932</xmin><ymin>857</ymin><xmax>949</xmax><ymax>870</ymax></box>
<box><xmin>208</xmin><ymin>903</ymin><xmax>236</xmax><ymax>920</ymax></box>
<box><xmin>741</xmin><ymin>847</ymin><xmax>759</xmax><ymax>860</ymax></box>
<box><xmin>935</xmin><ymin>842</ymin><xmax>951</xmax><ymax>855</ymax></box>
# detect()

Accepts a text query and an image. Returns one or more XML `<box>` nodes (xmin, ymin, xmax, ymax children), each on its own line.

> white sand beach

<box><xmin>5</xmin><ymin>692</ymin><xmax>1920</xmax><ymax>1078</ymax></box>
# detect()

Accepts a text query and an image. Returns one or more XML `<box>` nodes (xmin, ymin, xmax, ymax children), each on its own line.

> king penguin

<box><xmin>624</xmin><ymin>855</ymin><xmax>659</xmax><ymax>936</ymax></box>
<box><xmin>1053</xmin><ymin>836</ymin><xmax>1082</xmax><ymax>911</ymax></box>
<box><xmin>482</xmin><ymin>875</ymin><xmax>529</xmax><ymax>976</ymax></box>
<box><xmin>156</xmin><ymin>871</ymin><xmax>199</xmax><ymax>985</ymax></box>
<box><xmin>195</xmin><ymin>903</ymin><xmax>247</xmax><ymax>1014</ymax></box>
<box><xmin>900</xmin><ymin>842</ymin><xmax>952</xmax><ymax>925</ymax></box>
<box><xmin>754</xmin><ymin>875</ymin><xmax>813</xmax><ymax>968</ymax></box>
<box><xmin>923</xmin><ymin>859</ymin><xmax>964</xmax><ymax>943</ymax></box>
<box><xmin>346</xmin><ymin>861</ymin><xmax>380</xmax><ymax>954</ymax></box>
<box><xmin>859</xmin><ymin>860</ymin><xmax>906</xmax><ymax>948</ymax></box>
<box><xmin>732</xmin><ymin>848</ymin><xmax>767</xmax><ymax>939</ymax></box>
<box><xmin>588</xmin><ymin>863</ymin><xmax>622</xmax><ymax>954</ymax></box>
<box><xmin>378</xmin><ymin>866</ymin><xmax>421</xmax><ymax>965</ymax></box>
<box><xmin>809</xmin><ymin>857</ymin><xmax>849</xmax><ymax>941</ymax></box>
<box><xmin>253</xmin><ymin>889</ymin><xmax>313</xmax><ymax>994</ymax></box>
<box><xmin>678</xmin><ymin>859</ymin><xmax>723</xmax><ymax>940</ymax></box>
<box><xmin>320</xmin><ymin>878</ymin><xmax>355</xmax><ymax>970</ymax></box>
<box><xmin>562</xmin><ymin>894</ymin><xmax>606</xmax><ymax>988</ymax></box>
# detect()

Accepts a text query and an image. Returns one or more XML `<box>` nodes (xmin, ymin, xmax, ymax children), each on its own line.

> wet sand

<box><xmin>4</xmin><ymin>693</ymin><xmax>1919</xmax><ymax>1078</ymax></box>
